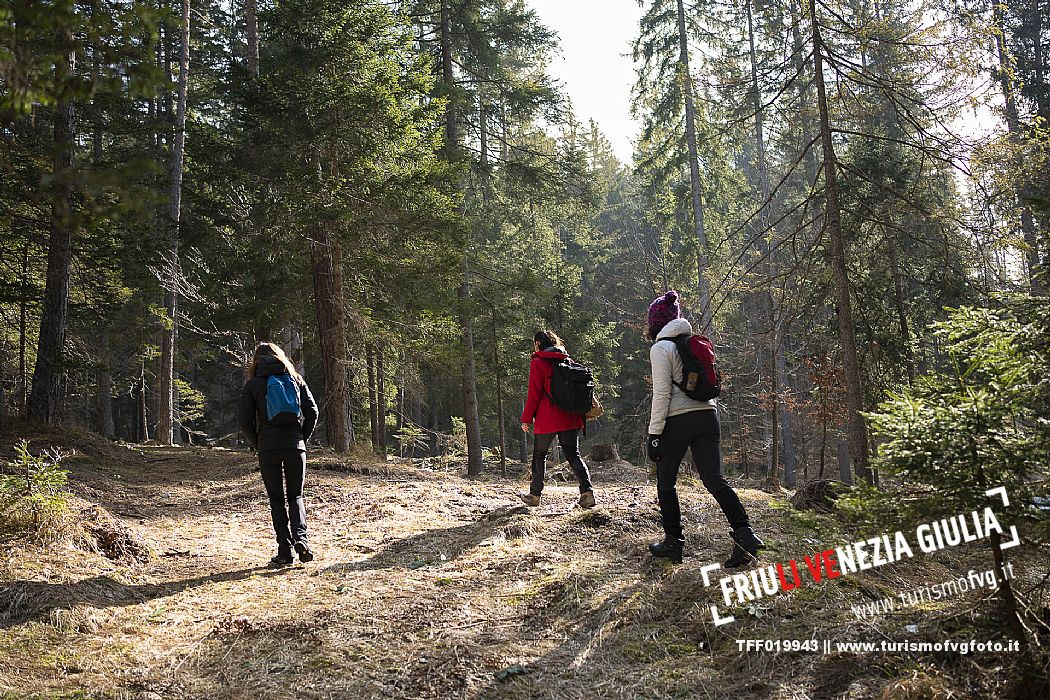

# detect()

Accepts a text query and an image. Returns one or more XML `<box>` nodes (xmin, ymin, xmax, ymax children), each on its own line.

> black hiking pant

<box><xmin>656</xmin><ymin>410</ymin><xmax>749</xmax><ymax>541</ymax></box>
<box><xmin>530</xmin><ymin>429</ymin><xmax>593</xmax><ymax>496</ymax></box>
<box><xmin>259</xmin><ymin>449</ymin><xmax>307</xmax><ymax>551</ymax></box>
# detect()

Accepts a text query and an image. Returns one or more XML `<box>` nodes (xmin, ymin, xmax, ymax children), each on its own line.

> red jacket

<box><xmin>521</xmin><ymin>349</ymin><xmax>585</xmax><ymax>435</ymax></box>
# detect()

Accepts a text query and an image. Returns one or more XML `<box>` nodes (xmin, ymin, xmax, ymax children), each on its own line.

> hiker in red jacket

<box><xmin>519</xmin><ymin>330</ymin><xmax>596</xmax><ymax>509</ymax></box>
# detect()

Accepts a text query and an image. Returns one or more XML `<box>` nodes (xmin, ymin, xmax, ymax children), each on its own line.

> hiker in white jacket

<box><xmin>644</xmin><ymin>291</ymin><xmax>764</xmax><ymax>568</ymax></box>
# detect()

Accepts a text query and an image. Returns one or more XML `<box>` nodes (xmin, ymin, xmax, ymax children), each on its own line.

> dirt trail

<box><xmin>0</xmin><ymin>439</ymin><xmax>1032</xmax><ymax>699</ymax></box>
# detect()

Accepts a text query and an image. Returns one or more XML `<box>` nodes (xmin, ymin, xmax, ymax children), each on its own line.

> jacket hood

<box><xmin>656</xmin><ymin>317</ymin><xmax>693</xmax><ymax>340</ymax></box>
<box><xmin>255</xmin><ymin>355</ymin><xmax>288</xmax><ymax>377</ymax></box>
<box><xmin>534</xmin><ymin>346</ymin><xmax>568</xmax><ymax>360</ymax></box>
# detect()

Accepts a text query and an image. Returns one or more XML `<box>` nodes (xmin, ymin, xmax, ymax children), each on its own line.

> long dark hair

<box><xmin>534</xmin><ymin>329</ymin><xmax>563</xmax><ymax>350</ymax></box>
<box><xmin>248</xmin><ymin>342</ymin><xmax>303</xmax><ymax>382</ymax></box>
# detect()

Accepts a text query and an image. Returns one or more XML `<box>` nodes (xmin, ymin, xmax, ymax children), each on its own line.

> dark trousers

<box><xmin>657</xmin><ymin>410</ymin><xmax>749</xmax><ymax>541</ymax></box>
<box><xmin>530</xmin><ymin>429</ymin><xmax>593</xmax><ymax>496</ymax></box>
<box><xmin>259</xmin><ymin>449</ymin><xmax>307</xmax><ymax>551</ymax></box>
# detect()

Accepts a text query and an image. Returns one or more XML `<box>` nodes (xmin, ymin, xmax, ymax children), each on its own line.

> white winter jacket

<box><xmin>647</xmin><ymin>317</ymin><xmax>716</xmax><ymax>434</ymax></box>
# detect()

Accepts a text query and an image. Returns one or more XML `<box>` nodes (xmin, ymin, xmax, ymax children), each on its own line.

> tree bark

<box><xmin>440</xmin><ymin>0</ymin><xmax>483</xmax><ymax>475</ymax></box>
<box><xmin>245</xmin><ymin>0</ymin><xmax>259</xmax><ymax>77</ymax></box>
<box><xmin>309</xmin><ymin>224</ymin><xmax>352</xmax><ymax>452</ymax></box>
<box><xmin>137</xmin><ymin>359</ymin><xmax>149</xmax><ymax>443</ymax></box>
<box><xmin>366</xmin><ymin>341</ymin><xmax>379</xmax><ymax>451</ymax></box>
<box><xmin>889</xmin><ymin>243</ymin><xmax>916</xmax><ymax>385</ymax></box>
<box><xmin>810</xmin><ymin>0</ymin><xmax>874</xmax><ymax>484</ymax></box>
<box><xmin>27</xmin><ymin>32</ymin><xmax>75</xmax><ymax>426</ymax></box>
<box><xmin>459</xmin><ymin>257</ymin><xmax>484</xmax><ymax>475</ymax></box>
<box><xmin>746</xmin><ymin>0</ymin><xmax>781</xmax><ymax>489</ymax></box>
<box><xmin>158</xmin><ymin>0</ymin><xmax>190</xmax><ymax>445</ymax></box>
<box><xmin>396</xmin><ymin>356</ymin><xmax>406</xmax><ymax>456</ymax></box>
<box><xmin>993</xmin><ymin>2</ymin><xmax>1044</xmax><ymax>295</ymax></box>
<box><xmin>776</xmin><ymin>345</ymin><xmax>798</xmax><ymax>486</ymax></box>
<box><xmin>675</xmin><ymin>0</ymin><xmax>714</xmax><ymax>332</ymax></box>
<box><xmin>98</xmin><ymin>328</ymin><xmax>115</xmax><ymax>439</ymax></box>
<box><xmin>18</xmin><ymin>236</ymin><xmax>29</xmax><ymax>416</ymax></box>
<box><xmin>492</xmin><ymin>309</ymin><xmax>507</xmax><ymax>475</ymax></box>
<box><xmin>376</xmin><ymin>343</ymin><xmax>387</xmax><ymax>454</ymax></box>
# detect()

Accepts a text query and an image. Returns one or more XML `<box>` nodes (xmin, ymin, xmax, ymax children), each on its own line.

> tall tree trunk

<box><xmin>746</xmin><ymin>0</ymin><xmax>781</xmax><ymax>489</ymax></box>
<box><xmin>19</xmin><ymin>236</ymin><xmax>29</xmax><ymax>416</ymax></box>
<box><xmin>888</xmin><ymin>243</ymin><xmax>916</xmax><ymax>384</ymax></box>
<box><xmin>92</xmin><ymin>16</ymin><xmax>114</xmax><ymax>440</ymax></box>
<box><xmin>245</xmin><ymin>0</ymin><xmax>259</xmax><ymax>77</ymax></box>
<box><xmin>492</xmin><ymin>309</ymin><xmax>507</xmax><ymax>475</ymax></box>
<box><xmin>366</xmin><ymin>341</ymin><xmax>379</xmax><ymax>451</ymax></box>
<box><xmin>98</xmin><ymin>328</ymin><xmax>115</xmax><ymax>439</ymax></box>
<box><xmin>675</xmin><ymin>0</ymin><xmax>714</xmax><ymax>332</ymax></box>
<box><xmin>440</xmin><ymin>0</ymin><xmax>483</xmax><ymax>475</ymax></box>
<box><xmin>776</xmin><ymin>345</ymin><xmax>798</xmax><ymax>486</ymax></box>
<box><xmin>809</xmin><ymin>0</ymin><xmax>874</xmax><ymax>485</ymax></box>
<box><xmin>138</xmin><ymin>359</ymin><xmax>149</xmax><ymax>443</ymax></box>
<box><xmin>376</xmin><ymin>344</ymin><xmax>387</xmax><ymax>454</ymax></box>
<box><xmin>440</xmin><ymin>0</ymin><xmax>457</xmax><ymax>155</ymax></box>
<box><xmin>993</xmin><ymin>2</ymin><xmax>1045</xmax><ymax>295</ymax></box>
<box><xmin>158</xmin><ymin>0</ymin><xmax>190</xmax><ymax>445</ymax></box>
<box><xmin>396</xmin><ymin>356</ymin><xmax>406</xmax><ymax>456</ymax></box>
<box><xmin>27</xmin><ymin>32</ymin><xmax>75</xmax><ymax>425</ymax></box>
<box><xmin>458</xmin><ymin>258</ymin><xmax>484</xmax><ymax>475</ymax></box>
<box><xmin>309</xmin><ymin>223</ymin><xmax>352</xmax><ymax>452</ymax></box>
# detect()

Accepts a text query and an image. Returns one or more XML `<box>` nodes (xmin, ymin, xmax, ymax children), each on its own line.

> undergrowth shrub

<box><xmin>0</xmin><ymin>439</ymin><xmax>71</xmax><ymax>536</ymax></box>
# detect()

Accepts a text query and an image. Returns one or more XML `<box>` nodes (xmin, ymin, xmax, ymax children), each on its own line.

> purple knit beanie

<box><xmin>647</xmin><ymin>290</ymin><xmax>681</xmax><ymax>337</ymax></box>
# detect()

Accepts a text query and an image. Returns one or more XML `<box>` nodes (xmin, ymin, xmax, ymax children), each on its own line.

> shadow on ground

<box><xmin>0</xmin><ymin>565</ymin><xmax>281</xmax><ymax>627</ymax></box>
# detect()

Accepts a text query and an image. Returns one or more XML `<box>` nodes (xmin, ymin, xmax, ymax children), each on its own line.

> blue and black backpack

<box><xmin>266</xmin><ymin>374</ymin><xmax>302</xmax><ymax>426</ymax></box>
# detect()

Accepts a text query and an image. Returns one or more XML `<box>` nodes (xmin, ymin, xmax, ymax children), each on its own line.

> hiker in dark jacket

<box><xmin>519</xmin><ymin>330</ymin><xmax>595</xmax><ymax>509</ymax></box>
<box><xmin>644</xmin><ymin>291</ymin><xmax>764</xmax><ymax>568</ymax></box>
<box><xmin>238</xmin><ymin>342</ymin><xmax>319</xmax><ymax>567</ymax></box>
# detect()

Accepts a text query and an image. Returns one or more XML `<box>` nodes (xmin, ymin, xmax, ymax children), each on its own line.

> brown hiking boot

<box><xmin>518</xmin><ymin>493</ymin><xmax>540</xmax><ymax>507</ymax></box>
<box><xmin>579</xmin><ymin>491</ymin><xmax>596</xmax><ymax>509</ymax></box>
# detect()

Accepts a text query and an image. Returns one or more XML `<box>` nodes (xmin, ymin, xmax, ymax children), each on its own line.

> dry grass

<box><xmin>0</xmin><ymin>427</ymin><xmax>1044</xmax><ymax>699</ymax></box>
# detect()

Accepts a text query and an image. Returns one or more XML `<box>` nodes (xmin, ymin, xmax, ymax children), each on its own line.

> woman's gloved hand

<box><xmin>647</xmin><ymin>434</ymin><xmax>662</xmax><ymax>463</ymax></box>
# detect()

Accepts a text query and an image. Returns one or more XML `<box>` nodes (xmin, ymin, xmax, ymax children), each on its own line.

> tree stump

<box><xmin>589</xmin><ymin>444</ymin><xmax>620</xmax><ymax>462</ymax></box>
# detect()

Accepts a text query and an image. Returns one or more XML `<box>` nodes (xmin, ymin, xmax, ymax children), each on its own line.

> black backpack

<box><xmin>660</xmin><ymin>334</ymin><xmax>721</xmax><ymax>401</ymax></box>
<box><xmin>547</xmin><ymin>358</ymin><xmax>595</xmax><ymax>415</ymax></box>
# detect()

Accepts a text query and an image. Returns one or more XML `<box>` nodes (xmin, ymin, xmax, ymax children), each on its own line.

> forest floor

<box><xmin>0</xmin><ymin>425</ymin><xmax>1045</xmax><ymax>700</ymax></box>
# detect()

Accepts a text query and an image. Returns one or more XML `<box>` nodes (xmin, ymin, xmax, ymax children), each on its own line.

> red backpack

<box><xmin>660</xmin><ymin>334</ymin><xmax>721</xmax><ymax>401</ymax></box>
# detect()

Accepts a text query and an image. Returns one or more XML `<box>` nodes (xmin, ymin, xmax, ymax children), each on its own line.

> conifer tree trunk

<box><xmin>27</xmin><ymin>30</ymin><xmax>75</xmax><ymax>426</ymax></box>
<box><xmin>492</xmin><ymin>310</ymin><xmax>507</xmax><ymax>475</ymax></box>
<box><xmin>18</xmin><ymin>236</ymin><xmax>29</xmax><ymax>415</ymax></box>
<box><xmin>158</xmin><ymin>0</ymin><xmax>190</xmax><ymax>445</ymax></box>
<box><xmin>245</xmin><ymin>0</ymin><xmax>259</xmax><ymax>77</ymax></box>
<box><xmin>376</xmin><ymin>344</ymin><xmax>387</xmax><ymax>454</ymax></box>
<box><xmin>889</xmin><ymin>244</ymin><xmax>916</xmax><ymax>384</ymax></box>
<box><xmin>309</xmin><ymin>222</ymin><xmax>352</xmax><ymax>452</ymax></box>
<box><xmin>137</xmin><ymin>360</ymin><xmax>149</xmax><ymax>442</ymax></box>
<box><xmin>366</xmin><ymin>342</ymin><xmax>379</xmax><ymax>451</ymax></box>
<box><xmin>745</xmin><ymin>0</ymin><xmax>782</xmax><ymax>488</ymax></box>
<box><xmin>674</xmin><ymin>0</ymin><xmax>713</xmax><ymax>332</ymax></box>
<box><xmin>440</xmin><ymin>0</ymin><xmax>483</xmax><ymax>475</ymax></box>
<box><xmin>809</xmin><ymin>0</ymin><xmax>873</xmax><ymax>485</ymax></box>
<box><xmin>396</xmin><ymin>357</ymin><xmax>406</xmax><ymax>456</ymax></box>
<box><xmin>98</xmin><ymin>328</ymin><xmax>115</xmax><ymax>439</ymax></box>
<box><xmin>993</xmin><ymin>2</ymin><xmax>1045</xmax><ymax>295</ymax></box>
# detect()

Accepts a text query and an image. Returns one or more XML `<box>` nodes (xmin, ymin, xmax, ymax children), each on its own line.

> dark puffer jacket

<box><xmin>238</xmin><ymin>356</ymin><xmax>319</xmax><ymax>453</ymax></box>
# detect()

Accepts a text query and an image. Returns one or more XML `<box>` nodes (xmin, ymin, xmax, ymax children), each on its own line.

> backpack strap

<box><xmin>657</xmin><ymin>335</ymin><xmax>691</xmax><ymax>394</ymax></box>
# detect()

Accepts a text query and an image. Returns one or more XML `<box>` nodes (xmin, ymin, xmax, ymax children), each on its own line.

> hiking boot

<box><xmin>518</xmin><ymin>493</ymin><xmax>541</xmax><ymax>507</ymax></box>
<box><xmin>724</xmin><ymin>526</ymin><xmax>764</xmax><ymax>568</ymax></box>
<box><xmin>579</xmin><ymin>491</ymin><xmax>596</xmax><ymax>509</ymax></box>
<box><xmin>648</xmin><ymin>538</ymin><xmax>685</xmax><ymax>564</ymax></box>
<box><xmin>269</xmin><ymin>549</ymin><xmax>294</xmax><ymax>568</ymax></box>
<box><xmin>294</xmin><ymin>541</ymin><xmax>314</xmax><ymax>563</ymax></box>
